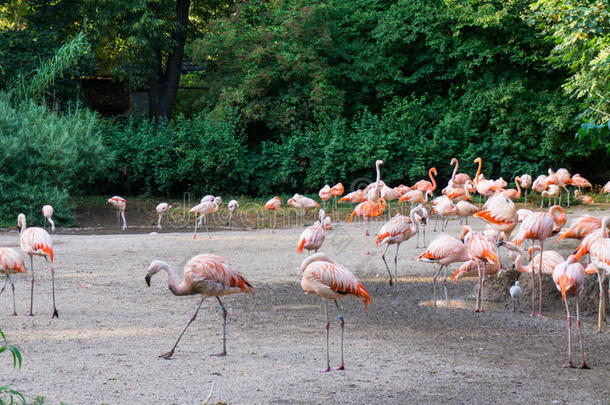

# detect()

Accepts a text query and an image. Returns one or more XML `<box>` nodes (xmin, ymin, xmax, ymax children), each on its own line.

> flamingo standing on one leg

<box><xmin>106</xmin><ymin>196</ymin><xmax>127</xmax><ymax>231</ymax></box>
<box><xmin>519</xmin><ymin>174</ymin><xmax>533</xmax><ymax>204</ymax></box>
<box><xmin>144</xmin><ymin>254</ymin><xmax>254</xmax><ymax>359</ymax></box>
<box><xmin>156</xmin><ymin>202</ymin><xmax>172</xmax><ymax>229</ymax></box>
<box><xmin>228</xmin><ymin>200</ymin><xmax>239</xmax><ymax>228</ymax></box>
<box><xmin>42</xmin><ymin>205</ymin><xmax>55</xmax><ymax>232</ymax></box>
<box><xmin>347</xmin><ymin>198</ymin><xmax>387</xmax><ymax>255</ymax></box>
<box><xmin>18</xmin><ymin>214</ymin><xmax>58</xmax><ymax>318</ymax></box>
<box><xmin>300</xmin><ymin>253</ymin><xmax>371</xmax><ymax>372</ymax></box>
<box><xmin>319</xmin><ymin>185</ymin><xmax>331</xmax><ymax>210</ymax></box>
<box><xmin>512</xmin><ymin>205</ymin><xmax>566</xmax><ymax>317</ymax></box>
<box><xmin>330</xmin><ymin>183</ymin><xmax>344</xmax><ymax>213</ymax></box>
<box><xmin>376</xmin><ymin>205</ymin><xmax>426</xmax><ymax>286</ymax></box>
<box><xmin>264</xmin><ymin>196</ymin><xmax>281</xmax><ymax>231</ymax></box>
<box><xmin>297</xmin><ymin>221</ymin><xmax>326</xmax><ymax>254</ymax></box>
<box><xmin>552</xmin><ymin>256</ymin><xmax>589</xmax><ymax>368</ymax></box>
<box><xmin>0</xmin><ymin>248</ymin><xmax>26</xmax><ymax>315</ymax></box>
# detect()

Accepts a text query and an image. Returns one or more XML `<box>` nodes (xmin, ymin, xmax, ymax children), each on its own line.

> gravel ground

<box><xmin>1</xmin><ymin>208</ymin><xmax>609</xmax><ymax>404</ymax></box>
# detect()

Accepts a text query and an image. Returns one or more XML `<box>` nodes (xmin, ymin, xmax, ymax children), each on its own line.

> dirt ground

<box><xmin>1</xmin><ymin>206</ymin><xmax>609</xmax><ymax>404</ymax></box>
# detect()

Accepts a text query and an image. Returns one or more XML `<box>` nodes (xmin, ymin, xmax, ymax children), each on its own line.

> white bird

<box><xmin>228</xmin><ymin>200</ymin><xmax>239</xmax><ymax>228</ymax></box>
<box><xmin>509</xmin><ymin>281</ymin><xmax>521</xmax><ymax>312</ymax></box>
<box><xmin>156</xmin><ymin>203</ymin><xmax>172</xmax><ymax>229</ymax></box>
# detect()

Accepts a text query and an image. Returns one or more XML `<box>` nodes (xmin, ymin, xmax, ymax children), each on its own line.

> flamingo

<box><xmin>106</xmin><ymin>196</ymin><xmax>127</xmax><ymax>231</ymax></box>
<box><xmin>502</xmin><ymin>242</ymin><xmax>564</xmax><ymax>275</ymax></box>
<box><xmin>602</xmin><ymin>181</ymin><xmax>610</xmax><ymax>202</ymax></box>
<box><xmin>552</xmin><ymin>256</ymin><xmax>588</xmax><ymax>368</ymax></box>
<box><xmin>517</xmin><ymin>208</ymin><xmax>534</xmax><ymax>223</ymax></box>
<box><xmin>0</xmin><ymin>248</ymin><xmax>26</xmax><ymax>315</ymax></box>
<box><xmin>569</xmin><ymin>173</ymin><xmax>593</xmax><ymax>194</ymax></box>
<box><xmin>347</xmin><ymin>198</ymin><xmax>387</xmax><ymax>255</ymax></box>
<box><xmin>430</xmin><ymin>196</ymin><xmax>455</xmax><ymax>232</ymax></box>
<box><xmin>319</xmin><ymin>185</ymin><xmax>331</xmax><ymax>209</ymax></box>
<box><xmin>42</xmin><ymin>205</ymin><xmax>55</xmax><ymax>232</ymax></box>
<box><xmin>509</xmin><ymin>281</ymin><xmax>521</xmax><ymax>312</ymax></box>
<box><xmin>376</xmin><ymin>205</ymin><xmax>427</xmax><ymax>286</ymax></box>
<box><xmin>228</xmin><ymin>200</ymin><xmax>239</xmax><ymax>228</ymax></box>
<box><xmin>300</xmin><ymin>253</ymin><xmax>371</xmax><ymax>372</ymax></box>
<box><xmin>574</xmin><ymin>190</ymin><xmax>594</xmax><ymax>205</ymax></box>
<box><xmin>17</xmin><ymin>214</ymin><xmax>58</xmax><ymax>318</ymax></box>
<box><xmin>466</xmin><ymin>230</ymin><xmax>499</xmax><ymax>312</ymax></box>
<box><xmin>366</xmin><ymin>160</ymin><xmax>384</xmax><ymax>201</ymax></box>
<box><xmin>473</xmin><ymin>158</ymin><xmax>495</xmax><ymax>201</ymax></box>
<box><xmin>330</xmin><ymin>183</ymin><xmax>344</xmax><ymax>212</ymax></box>
<box><xmin>449</xmin><ymin>158</ymin><xmax>472</xmax><ymax>186</ymax></box>
<box><xmin>556</xmin><ymin>215</ymin><xmax>600</xmax><ymax>243</ymax></box>
<box><xmin>455</xmin><ymin>201</ymin><xmax>479</xmax><ymax>225</ymax></box>
<box><xmin>501</xmin><ymin>177</ymin><xmax>522</xmax><ymax>200</ymax></box>
<box><xmin>531</xmin><ymin>174</ymin><xmax>548</xmax><ymax>206</ymax></box>
<box><xmin>512</xmin><ymin>205</ymin><xmax>566</xmax><ymax>316</ymax></box>
<box><xmin>297</xmin><ymin>221</ymin><xmax>326</xmax><ymax>254</ymax></box>
<box><xmin>155</xmin><ymin>202</ymin><xmax>171</xmax><ymax>229</ymax></box>
<box><xmin>588</xmin><ymin>217</ymin><xmax>610</xmax><ymax>332</ymax></box>
<box><xmin>338</xmin><ymin>190</ymin><xmax>366</xmax><ymax>204</ymax></box>
<box><xmin>541</xmin><ymin>184</ymin><xmax>561</xmax><ymax>208</ymax></box>
<box><xmin>519</xmin><ymin>174</ymin><xmax>533</xmax><ymax>204</ymax></box>
<box><xmin>380</xmin><ymin>185</ymin><xmax>401</xmax><ymax>219</ymax></box>
<box><xmin>318</xmin><ymin>209</ymin><xmax>332</xmax><ymax>230</ymax></box>
<box><xmin>288</xmin><ymin>194</ymin><xmax>319</xmax><ymax>226</ymax></box>
<box><xmin>474</xmin><ymin>194</ymin><xmax>519</xmax><ymax>239</ymax></box>
<box><xmin>144</xmin><ymin>254</ymin><xmax>254</xmax><ymax>359</ymax></box>
<box><xmin>411</xmin><ymin>167</ymin><xmax>437</xmax><ymax>198</ymax></box>
<box><xmin>445</xmin><ymin>181</ymin><xmax>474</xmax><ymax>203</ymax></box>
<box><xmin>264</xmin><ymin>196</ymin><xmax>281</xmax><ymax>231</ymax></box>
<box><xmin>189</xmin><ymin>197</ymin><xmax>221</xmax><ymax>239</ymax></box>
<box><xmin>418</xmin><ymin>231</ymin><xmax>470</xmax><ymax>306</ymax></box>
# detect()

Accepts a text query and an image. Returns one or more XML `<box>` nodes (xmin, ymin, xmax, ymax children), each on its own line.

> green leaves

<box><xmin>0</xmin><ymin>329</ymin><xmax>22</xmax><ymax>370</ymax></box>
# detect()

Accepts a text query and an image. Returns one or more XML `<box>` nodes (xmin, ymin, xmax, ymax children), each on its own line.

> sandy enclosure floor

<box><xmin>1</xmin><ymin>211</ymin><xmax>610</xmax><ymax>404</ymax></box>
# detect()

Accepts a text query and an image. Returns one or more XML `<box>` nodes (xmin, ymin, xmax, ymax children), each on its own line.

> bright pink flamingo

<box><xmin>512</xmin><ymin>205</ymin><xmax>566</xmax><ymax>316</ymax></box>
<box><xmin>418</xmin><ymin>230</ymin><xmax>470</xmax><ymax>306</ymax></box>
<box><xmin>145</xmin><ymin>254</ymin><xmax>254</xmax><ymax>359</ymax></box>
<box><xmin>474</xmin><ymin>194</ymin><xmax>519</xmax><ymax>239</ymax></box>
<box><xmin>552</xmin><ymin>256</ymin><xmax>588</xmax><ymax>368</ymax></box>
<box><xmin>106</xmin><ymin>196</ymin><xmax>127</xmax><ymax>230</ymax></box>
<box><xmin>264</xmin><ymin>196</ymin><xmax>281</xmax><ymax>231</ymax></box>
<box><xmin>339</xmin><ymin>189</ymin><xmax>365</xmax><ymax>204</ymax></box>
<box><xmin>569</xmin><ymin>173</ymin><xmax>593</xmax><ymax>194</ymax></box>
<box><xmin>18</xmin><ymin>214</ymin><xmax>57</xmax><ymax>318</ymax></box>
<box><xmin>297</xmin><ymin>221</ymin><xmax>326</xmax><ymax>254</ymax></box>
<box><xmin>330</xmin><ymin>182</ymin><xmax>344</xmax><ymax>212</ymax></box>
<box><xmin>556</xmin><ymin>215</ymin><xmax>600</xmax><ymax>243</ymax></box>
<box><xmin>156</xmin><ymin>202</ymin><xmax>172</xmax><ymax>229</ymax></box>
<box><xmin>411</xmin><ymin>167</ymin><xmax>438</xmax><ymax>197</ymax></box>
<box><xmin>0</xmin><ymin>248</ymin><xmax>26</xmax><ymax>315</ymax></box>
<box><xmin>228</xmin><ymin>200</ymin><xmax>239</xmax><ymax>228</ymax></box>
<box><xmin>376</xmin><ymin>205</ymin><xmax>427</xmax><ymax>286</ymax></box>
<box><xmin>42</xmin><ymin>205</ymin><xmax>55</xmax><ymax>232</ymax></box>
<box><xmin>465</xmin><ymin>230</ymin><xmax>499</xmax><ymax>312</ymax></box>
<box><xmin>347</xmin><ymin>198</ymin><xmax>387</xmax><ymax>255</ymax></box>
<box><xmin>300</xmin><ymin>253</ymin><xmax>371</xmax><ymax>372</ymax></box>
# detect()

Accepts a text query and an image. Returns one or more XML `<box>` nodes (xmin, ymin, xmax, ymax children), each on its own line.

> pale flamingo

<box><xmin>288</xmin><ymin>194</ymin><xmax>319</xmax><ymax>226</ymax></box>
<box><xmin>554</xmin><ymin>168</ymin><xmax>572</xmax><ymax>206</ymax></box>
<box><xmin>365</xmin><ymin>160</ymin><xmax>384</xmax><ymax>201</ymax></box>
<box><xmin>411</xmin><ymin>205</ymin><xmax>429</xmax><ymax>248</ymax></box>
<box><xmin>531</xmin><ymin>174</ymin><xmax>548</xmax><ymax>205</ymax></box>
<box><xmin>347</xmin><ymin>198</ymin><xmax>387</xmax><ymax>255</ymax></box>
<box><xmin>474</xmin><ymin>194</ymin><xmax>519</xmax><ymax>239</ymax></box>
<box><xmin>541</xmin><ymin>184</ymin><xmax>560</xmax><ymax>208</ymax></box>
<box><xmin>431</xmin><ymin>196</ymin><xmax>455</xmax><ymax>232</ymax></box>
<box><xmin>473</xmin><ymin>158</ymin><xmax>494</xmax><ymax>200</ymax></box>
<box><xmin>455</xmin><ymin>201</ymin><xmax>479</xmax><ymax>225</ymax></box>
<box><xmin>330</xmin><ymin>183</ymin><xmax>344</xmax><ymax>212</ymax></box>
<box><xmin>0</xmin><ymin>248</ymin><xmax>26</xmax><ymax>315</ymax></box>
<box><xmin>145</xmin><ymin>254</ymin><xmax>254</xmax><ymax>358</ymax></box>
<box><xmin>517</xmin><ymin>208</ymin><xmax>534</xmax><ymax>223</ymax></box>
<box><xmin>552</xmin><ymin>256</ymin><xmax>588</xmax><ymax>368</ymax></box>
<box><xmin>519</xmin><ymin>174</ymin><xmax>533</xmax><ymax>203</ymax></box>
<box><xmin>318</xmin><ymin>209</ymin><xmax>332</xmax><ymax>230</ymax></box>
<box><xmin>300</xmin><ymin>253</ymin><xmax>371</xmax><ymax>372</ymax></box>
<box><xmin>376</xmin><ymin>205</ymin><xmax>427</xmax><ymax>286</ymax></box>
<box><xmin>319</xmin><ymin>185</ymin><xmax>331</xmax><ymax>209</ymax></box>
<box><xmin>189</xmin><ymin>197</ymin><xmax>221</xmax><ymax>239</ymax></box>
<box><xmin>574</xmin><ymin>190</ymin><xmax>594</xmax><ymax>205</ymax></box>
<box><xmin>466</xmin><ymin>230</ymin><xmax>500</xmax><ymax>312</ymax></box>
<box><xmin>380</xmin><ymin>185</ymin><xmax>401</xmax><ymax>219</ymax></box>
<box><xmin>512</xmin><ymin>205</ymin><xmax>566</xmax><ymax>316</ymax></box>
<box><xmin>411</xmin><ymin>167</ymin><xmax>437</xmax><ymax>197</ymax></box>
<box><xmin>602</xmin><ymin>181</ymin><xmax>610</xmax><ymax>202</ymax></box>
<box><xmin>556</xmin><ymin>215</ymin><xmax>600</xmax><ymax>243</ymax></box>
<box><xmin>588</xmin><ymin>217</ymin><xmax>610</xmax><ymax>332</ymax></box>
<box><xmin>155</xmin><ymin>202</ymin><xmax>172</xmax><ymax>229</ymax></box>
<box><xmin>264</xmin><ymin>196</ymin><xmax>281</xmax><ymax>230</ymax></box>
<box><xmin>449</xmin><ymin>158</ymin><xmax>472</xmax><ymax>186</ymax></box>
<box><xmin>228</xmin><ymin>200</ymin><xmax>239</xmax><ymax>228</ymax></box>
<box><xmin>445</xmin><ymin>181</ymin><xmax>474</xmax><ymax>203</ymax></box>
<box><xmin>42</xmin><ymin>205</ymin><xmax>55</xmax><ymax>232</ymax></box>
<box><xmin>418</xmin><ymin>231</ymin><xmax>470</xmax><ymax>306</ymax></box>
<box><xmin>501</xmin><ymin>177</ymin><xmax>522</xmax><ymax>200</ymax></box>
<box><xmin>509</xmin><ymin>281</ymin><xmax>522</xmax><ymax>312</ymax></box>
<box><xmin>297</xmin><ymin>221</ymin><xmax>326</xmax><ymax>254</ymax></box>
<box><xmin>502</xmin><ymin>242</ymin><xmax>564</xmax><ymax>275</ymax></box>
<box><xmin>18</xmin><ymin>214</ymin><xmax>57</xmax><ymax>318</ymax></box>
<box><xmin>106</xmin><ymin>196</ymin><xmax>127</xmax><ymax>230</ymax></box>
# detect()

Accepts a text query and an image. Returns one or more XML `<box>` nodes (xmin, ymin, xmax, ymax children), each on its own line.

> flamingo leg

<box><xmin>538</xmin><ymin>242</ymin><xmax>544</xmax><ymax>317</ymax></box>
<box><xmin>8</xmin><ymin>275</ymin><xmax>16</xmax><ymax>316</ymax></box>
<box><xmin>0</xmin><ymin>276</ymin><xmax>7</xmax><ymax>298</ymax></box>
<box><xmin>51</xmin><ymin>264</ymin><xmax>58</xmax><ymax>318</ymax></box>
<box><xmin>432</xmin><ymin>265</ymin><xmax>444</xmax><ymax>307</ymax></box>
<box><xmin>575</xmin><ymin>298</ymin><xmax>589</xmax><ymax>369</ymax></box>
<box><xmin>442</xmin><ymin>265</ymin><xmax>448</xmax><ymax>300</ymax></box>
<box><xmin>211</xmin><ymin>296</ymin><xmax>228</xmax><ymax>357</ymax></box>
<box><xmin>480</xmin><ymin>265</ymin><xmax>486</xmax><ymax>312</ymax></box>
<box><xmin>29</xmin><ymin>255</ymin><xmax>35</xmax><ymax>316</ymax></box>
<box><xmin>320</xmin><ymin>300</ymin><xmax>331</xmax><ymax>373</ymax></box>
<box><xmin>381</xmin><ymin>244</ymin><xmax>393</xmax><ymax>286</ymax></box>
<box><xmin>116</xmin><ymin>209</ymin><xmax>121</xmax><ymax>231</ymax></box>
<box><xmin>193</xmin><ymin>216</ymin><xmax>199</xmax><ymax>239</ymax></box>
<box><xmin>273</xmin><ymin>211</ymin><xmax>277</xmax><ymax>233</ymax></box>
<box><xmin>157</xmin><ymin>214</ymin><xmax>162</xmax><ymax>229</ymax></box>
<box><xmin>206</xmin><ymin>214</ymin><xmax>211</xmax><ymax>239</ymax></box>
<box><xmin>530</xmin><ymin>253</ymin><xmax>536</xmax><ymax>317</ymax></box>
<box><xmin>160</xmin><ymin>296</ymin><xmax>205</xmax><ymax>359</ymax></box>
<box><xmin>121</xmin><ymin>209</ymin><xmax>127</xmax><ymax>230</ymax></box>
<box><xmin>597</xmin><ymin>271</ymin><xmax>605</xmax><ymax>333</ymax></box>
<box><xmin>365</xmin><ymin>218</ymin><xmax>371</xmax><ymax>256</ymax></box>
<box><xmin>475</xmin><ymin>261</ymin><xmax>482</xmax><ymax>312</ymax></box>
<box><xmin>334</xmin><ymin>300</ymin><xmax>345</xmax><ymax>371</ymax></box>
<box><xmin>563</xmin><ymin>295</ymin><xmax>573</xmax><ymax>368</ymax></box>
<box><xmin>394</xmin><ymin>243</ymin><xmax>401</xmax><ymax>286</ymax></box>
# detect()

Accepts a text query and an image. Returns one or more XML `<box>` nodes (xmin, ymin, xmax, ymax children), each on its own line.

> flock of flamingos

<box><xmin>3</xmin><ymin>157</ymin><xmax>610</xmax><ymax>372</ymax></box>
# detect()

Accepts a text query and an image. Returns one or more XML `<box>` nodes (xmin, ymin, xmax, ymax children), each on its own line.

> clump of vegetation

<box><xmin>0</xmin><ymin>328</ymin><xmax>24</xmax><ymax>404</ymax></box>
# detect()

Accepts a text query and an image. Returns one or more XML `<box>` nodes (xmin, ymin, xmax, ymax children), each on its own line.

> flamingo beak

<box><xmin>145</xmin><ymin>274</ymin><xmax>151</xmax><ymax>287</ymax></box>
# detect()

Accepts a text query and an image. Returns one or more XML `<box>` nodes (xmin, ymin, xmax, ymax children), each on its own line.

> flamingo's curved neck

<box><xmin>376</xmin><ymin>198</ymin><xmax>387</xmax><ymax>216</ymax></box>
<box><xmin>514</xmin><ymin>249</ymin><xmax>527</xmax><ymax>273</ymax></box>
<box><xmin>18</xmin><ymin>215</ymin><xmax>26</xmax><ymax>235</ymax></box>
<box><xmin>160</xmin><ymin>264</ymin><xmax>191</xmax><ymax>296</ymax></box>
<box><xmin>451</xmin><ymin>159</ymin><xmax>458</xmax><ymax>182</ymax></box>
<box><xmin>514</xmin><ymin>177</ymin><xmax>522</xmax><ymax>199</ymax></box>
<box><xmin>474</xmin><ymin>159</ymin><xmax>482</xmax><ymax>187</ymax></box>
<box><xmin>428</xmin><ymin>169</ymin><xmax>437</xmax><ymax>191</ymax></box>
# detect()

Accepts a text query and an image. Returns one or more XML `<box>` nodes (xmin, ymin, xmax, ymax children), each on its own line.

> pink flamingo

<box><xmin>466</xmin><ymin>230</ymin><xmax>499</xmax><ymax>312</ymax></box>
<box><xmin>365</xmin><ymin>160</ymin><xmax>385</xmax><ymax>201</ymax></box>
<box><xmin>339</xmin><ymin>190</ymin><xmax>365</xmax><ymax>204</ymax></box>
<box><xmin>264</xmin><ymin>196</ymin><xmax>281</xmax><ymax>230</ymax></box>
<box><xmin>18</xmin><ymin>214</ymin><xmax>57</xmax><ymax>318</ymax></box>
<box><xmin>318</xmin><ymin>209</ymin><xmax>332</xmax><ymax>230</ymax></box>
<box><xmin>189</xmin><ymin>197</ymin><xmax>221</xmax><ymax>239</ymax></box>
<box><xmin>106</xmin><ymin>196</ymin><xmax>127</xmax><ymax>230</ymax></box>
<box><xmin>556</xmin><ymin>215</ymin><xmax>600</xmax><ymax>243</ymax></box>
<box><xmin>601</xmin><ymin>181</ymin><xmax>610</xmax><ymax>202</ymax></box>
<box><xmin>297</xmin><ymin>221</ymin><xmax>326</xmax><ymax>254</ymax></box>
<box><xmin>512</xmin><ymin>205</ymin><xmax>566</xmax><ymax>316</ymax></box>
<box><xmin>288</xmin><ymin>194</ymin><xmax>319</xmax><ymax>226</ymax></box>
<box><xmin>569</xmin><ymin>174</ymin><xmax>593</xmax><ymax>195</ymax></box>
<box><xmin>228</xmin><ymin>200</ymin><xmax>239</xmax><ymax>228</ymax></box>
<box><xmin>588</xmin><ymin>216</ymin><xmax>610</xmax><ymax>332</ymax></box>
<box><xmin>411</xmin><ymin>167</ymin><xmax>438</xmax><ymax>197</ymax></box>
<box><xmin>398</xmin><ymin>189</ymin><xmax>429</xmax><ymax>215</ymax></box>
<box><xmin>472</xmin><ymin>158</ymin><xmax>495</xmax><ymax>201</ymax></box>
<box><xmin>376</xmin><ymin>205</ymin><xmax>427</xmax><ymax>286</ymax></box>
<box><xmin>380</xmin><ymin>184</ymin><xmax>401</xmax><ymax>218</ymax></box>
<box><xmin>501</xmin><ymin>177</ymin><xmax>522</xmax><ymax>200</ymax></box>
<box><xmin>474</xmin><ymin>194</ymin><xmax>519</xmax><ymax>239</ymax></box>
<box><xmin>145</xmin><ymin>254</ymin><xmax>254</xmax><ymax>359</ymax></box>
<box><xmin>300</xmin><ymin>253</ymin><xmax>371</xmax><ymax>372</ymax></box>
<box><xmin>347</xmin><ymin>198</ymin><xmax>387</xmax><ymax>255</ymax></box>
<box><xmin>418</xmin><ymin>230</ymin><xmax>470</xmax><ymax>306</ymax></box>
<box><xmin>155</xmin><ymin>202</ymin><xmax>172</xmax><ymax>229</ymax></box>
<box><xmin>319</xmin><ymin>185</ymin><xmax>331</xmax><ymax>209</ymax></box>
<box><xmin>552</xmin><ymin>256</ymin><xmax>588</xmax><ymax>368</ymax></box>
<box><xmin>0</xmin><ymin>248</ymin><xmax>26</xmax><ymax>315</ymax></box>
<box><xmin>449</xmin><ymin>158</ymin><xmax>472</xmax><ymax>186</ymax></box>
<box><xmin>541</xmin><ymin>184</ymin><xmax>561</xmax><ymax>208</ymax></box>
<box><xmin>574</xmin><ymin>190</ymin><xmax>594</xmax><ymax>205</ymax></box>
<box><xmin>430</xmin><ymin>196</ymin><xmax>455</xmax><ymax>232</ymax></box>
<box><xmin>42</xmin><ymin>205</ymin><xmax>55</xmax><ymax>232</ymax></box>
<box><xmin>519</xmin><ymin>174</ymin><xmax>533</xmax><ymax>203</ymax></box>
<box><xmin>502</xmin><ymin>242</ymin><xmax>563</xmax><ymax>275</ymax></box>
<box><xmin>455</xmin><ymin>201</ymin><xmax>479</xmax><ymax>225</ymax></box>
